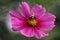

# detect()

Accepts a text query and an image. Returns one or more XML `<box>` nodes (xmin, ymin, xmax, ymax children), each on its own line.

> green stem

<box><xmin>28</xmin><ymin>37</ymin><xmax>30</xmax><ymax>40</ymax></box>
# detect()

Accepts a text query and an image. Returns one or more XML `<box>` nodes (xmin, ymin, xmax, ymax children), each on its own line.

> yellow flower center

<box><xmin>27</xmin><ymin>16</ymin><xmax>37</xmax><ymax>26</ymax></box>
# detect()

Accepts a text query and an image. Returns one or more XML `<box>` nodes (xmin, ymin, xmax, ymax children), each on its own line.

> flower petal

<box><xmin>11</xmin><ymin>17</ymin><xmax>25</xmax><ymax>31</ymax></box>
<box><xmin>19</xmin><ymin>2</ymin><xmax>30</xmax><ymax>18</ymax></box>
<box><xmin>40</xmin><ymin>25</ymin><xmax>55</xmax><ymax>31</ymax></box>
<box><xmin>32</xmin><ymin>4</ymin><xmax>46</xmax><ymax>18</ymax></box>
<box><xmin>34</xmin><ymin>29</ymin><xmax>48</xmax><ymax>39</ymax></box>
<box><xmin>9</xmin><ymin>10</ymin><xmax>25</xmax><ymax>20</ymax></box>
<box><xmin>9</xmin><ymin>10</ymin><xmax>26</xmax><ymax>31</ymax></box>
<box><xmin>20</xmin><ymin>27</ymin><xmax>34</xmax><ymax>37</ymax></box>
<box><xmin>38</xmin><ymin>13</ymin><xmax>56</xmax><ymax>31</ymax></box>
<box><xmin>40</xmin><ymin>13</ymin><xmax>56</xmax><ymax>21</ymax></box>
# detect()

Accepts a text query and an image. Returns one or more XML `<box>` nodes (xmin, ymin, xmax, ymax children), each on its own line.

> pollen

<box><xmin>27</xmin><ymin>16</ymin><xmax>37</xmax><ymax>26</ymax></box>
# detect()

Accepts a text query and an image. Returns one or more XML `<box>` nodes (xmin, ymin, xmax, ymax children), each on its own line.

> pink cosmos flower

<box><xmin>9</xmin><ymin>2</ymin><xmax>56</xmax><ymax>39</ymax></box>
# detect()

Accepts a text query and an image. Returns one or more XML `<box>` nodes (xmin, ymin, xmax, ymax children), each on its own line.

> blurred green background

<box><xmin>0</xmin><ymin>0</ymin><xmax>60</xmax><ymax>40</ymax></box>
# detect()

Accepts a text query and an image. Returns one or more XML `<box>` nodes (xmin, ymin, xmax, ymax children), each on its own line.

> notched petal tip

<box><xmin>12</xmin><ymin>27</ymin><xmax>17</xmax><ymax>31</ymax></box>
<box><xmin>19</xmin><ymin>1</ymin><xmax>30</xmax><ymax>18</ymax></box>
<box><xmin>20</xmin><ymin>27</ymin><xmax>34</xmax><ymax>37</ymax></box>
<box><xmin>9</xmin><ymin>10</ymin><xmax>14</xmax><ymax>13</ymax></box>
<box><xmin>19</xmin><ymin>2</ymin><xmax>28</xmax><ymax>7</ymax></box>
<box><xmin>12</xmin><ymin>26</ymin><xmax>21</xmax><ymax>31</ymax></box>
<box><xmin>33</xmin><ymin>4</ymin><xmax>46</xmax><ymax>11</ymax></box>
<box><xmin>49</xmin><ymin>13</ymin><xmax>56</xmax><ymax>18</ymax></box>
<box><xmin>22</xmin><ymin>2</ymin><xmax>28</xmax><ymax>4</ymax></box>
<box><xmin>9</xmin><ymin>10</ymin><xmax>17</xmax><ymax>15</ymax></box>
<box><xmin>32</xmin><ymin>4</ymin><xmax>46</xmax><ymax>18</ymax></box>
<box><xmin>48</xmin><ymin>13</ymin><xmax>56</xmax><ymax>21</ymax></box>
<box><xmin>34</xmin><ymin>30</ymin><xmax>48</xmax><ymax>39</ymax></box>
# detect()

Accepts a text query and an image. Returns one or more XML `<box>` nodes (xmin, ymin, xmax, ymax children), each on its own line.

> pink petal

<box><xmin>20</xmin><ymin>27</ymin><xmax>34</xmax><ymax>37</ymax></box>
<box><xmin>40</xmin><ymin>13</ymin><xmax>56</xmax><ymax>21</ymax></box>
<box><xmin>34</xmin><ymin>29</ymin><xmax>48</xmax><ymax>39</ymax></box>
<box><xmin>40</xmin><ymin>24</ymin><xmax>55</xmax><ymax>31</ymax></box>
<box><xmin>11</xmin><ymin>17</ymin><xmax>25</xmax><ymax>31</ymax></box>
<box><xmin>9</xmin><ymin>10</ymin><xmax>25</xmax><ymax>20</ymax></box>
<box><xmin>38</xmin><ymin>13</ymin><xmax>56</xmax><ymax>31</ymax></box>
<box><xmin>19</xmin><ymin>2</ymin><xmax>30</xmax><ymax>18</ymax></box>
<box><xmin>40</xmin><ymin>22</ymin><xmax>55</xmax><ymax>31</ymax></box>
<box><xmin>32</xmin><ymin>4</ymin><xmax>46</xmax><ymax>19</ymax></box>
<box><xmin>40</xmin><ymin>23</ymin><xmax>55</xmax><ymax>31</ymax></box>
<box><xmin>9</xmin><ymin>10</ymin><xmax>26</xmax><ymax>31</ymax></box>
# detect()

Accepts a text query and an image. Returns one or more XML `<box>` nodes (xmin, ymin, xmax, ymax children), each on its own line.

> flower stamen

<box><xmin>27</xmin><ymin>16</ymin><xmax>37</xmax><ymax>26</ymax></box>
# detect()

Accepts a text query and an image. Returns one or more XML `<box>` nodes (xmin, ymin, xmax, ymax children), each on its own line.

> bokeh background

<box><xmin>0</xmin><ymin>0</ymin><xmax>60</xmax><ymax>40</ymax></box>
